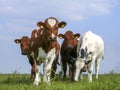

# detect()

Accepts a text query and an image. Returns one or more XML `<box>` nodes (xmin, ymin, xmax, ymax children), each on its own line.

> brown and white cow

<box><xmin>14</xmin><ymin>29</ymin><xmax>38</xmax><ymax>79</ymax></box>
<box><xmin>58</xmin><ymin>30</ymin><xmax>80</xmax><ymax>79</ymax></box>
<box><xmin>30</xmin><ymin>17</ymin><xmax>67</xmax><ymax>85</ymax></box>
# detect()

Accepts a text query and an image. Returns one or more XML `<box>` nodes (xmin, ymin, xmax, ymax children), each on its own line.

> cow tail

<box><xmin>102</xmin><ymin>52</ymin><xmax>104</xmax><ymax>60</ymax></box>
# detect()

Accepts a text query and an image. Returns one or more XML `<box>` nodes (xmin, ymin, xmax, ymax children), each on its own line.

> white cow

<box><xmin>73</xmin><ymin>31</ymin><xmax>104</xmax><ymax>82</ymax></box>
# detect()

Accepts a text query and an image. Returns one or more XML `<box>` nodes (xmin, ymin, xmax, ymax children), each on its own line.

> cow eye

<box><xmin>89</xmin><ymin>52</ymin><xmax>92</xmax><ymax>54</ymax></box>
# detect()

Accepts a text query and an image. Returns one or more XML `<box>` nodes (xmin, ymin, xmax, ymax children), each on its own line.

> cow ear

<box><xmin>14</xmin><ymin>39</ymin><xmax>21</xmax><ymax>44</ymax></box>
<box><xmin>37</xmin><ymin>22</ymin><xmax>45</xmax><ymax>29</ymax></box>
<box><xmin>74</xmin><ymin>33</ymin><xmax>80</xmax><ymax>40</ymax></box>
<box><xmin>58</xmin><ymin>34</ymin><xmax>64</xmax><ymax>39</ymax></box>
<box><xmin>31</xmin><ymin>29</ymin><xmax>38</xmax><ymax>39</ymax></box>
<box><xmin>58</xmin><ymin>21</ymin><xmax>67</xmax><ymax>28</ymax></box>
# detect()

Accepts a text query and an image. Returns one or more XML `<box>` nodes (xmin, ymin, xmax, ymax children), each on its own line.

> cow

<box><xmin>14</xmin><ymin>29</ymin><xmax>37</xmax><ymax>79</ymax></box>
<box><xmin>73</xmin><ymin>31</ymin><xmax>104</xmax><ymax>82</ymax></box>
<box><xmin>58</xmin><ymin>30</ymin><xmax>80</xmax><ymax>79</ymax></box>
<box><xmin>30</xmin><ymin>17</ymin><xmax>67</xmax><ymax>85</ymax></box>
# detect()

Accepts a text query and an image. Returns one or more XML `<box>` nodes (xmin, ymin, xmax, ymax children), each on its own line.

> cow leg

<box><xmin>43</xmin><ymin>54</ymin><xmax>55</xmax><ymax>85</ymax></box>
<box><xmin>31</xmin><ymin>62</ymin><xmax>36</xmax><ymax>79</ymax></box>
<box><xmin>51</xmin><ymin>60</ymin><xmax>57</xmax><ymax>79</ymax></box>
<box><xmin>69</xmin><ymin>67</ymin><xmax>72</xmax><ymax>77</ymax></box>
<box><xmin>79</xmin><ymin>71</ymin><xmax>83</xmax><ymax>80</ymax></box>
<box><xmin>43</xmin><ymin>62</ymin><xmax>51</xmax><ymax>85</ymax></box>
<box><xmin>51</xmin><ymin>54</ymin><xmax>58</xmax><ymax>79</ymax></box>
<box><xmin>61</xmin><ymin>59</ymin><xmax>67</xmax><ymax>79</ymax></box>
<box><xmin>95</xmin><ymin>58</ymin><xmax>100</xmax><ymax>79</ymax></box>
<box><xmin>43</xmin><ymin>62</ymin><xmax>48</xmax><ymax>83</ymax></box>
<box><xmin>87</xmin><ymin>58</ymin><xmax>95</xmax><ymax>83</ymax></box>
<box><xmin>34</xmin><ymin>65</ymin><xmax>40</xmax><ymax>85</ymax></box>
<box><xmin>73</xmin><ymin>60</ymin><xmax>81</xmax><ymax>81</ymax></box>
<box><xmin>74</xmin><ymin>68</ymin><xmax>80</xmax><ymax>81</ymax></box>
<box><xmin>59</xmin><ymin>58</ymin><xmax>67</xmax><ymax>79</ymax></box>
<box><xmin>27</xmin><ymin>56</ymin><xmax>35</xmax><ymax>79</ymax></box>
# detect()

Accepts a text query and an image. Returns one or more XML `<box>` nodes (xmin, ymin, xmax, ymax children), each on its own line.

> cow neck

<box><xmin>42</xmin><ymin>39</ymin><xmax>57</xmax><ymax>53</ymax></box>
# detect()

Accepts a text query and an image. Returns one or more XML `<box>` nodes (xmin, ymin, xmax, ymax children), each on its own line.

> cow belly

<box><xmin>37</xmin><ymin>47</ymin><xmax>56</xmax><ymax>62</ymax></box>
<box><xmin>37</xmin><ymin>47</ymin><xmax>47</xmax><ymax>62</ymax></box>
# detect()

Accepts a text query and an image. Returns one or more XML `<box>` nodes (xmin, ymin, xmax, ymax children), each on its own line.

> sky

<box><xmin>0</xmin><ymin>0</ymin><xmax>120</xmax><ymax>74</ymax></box>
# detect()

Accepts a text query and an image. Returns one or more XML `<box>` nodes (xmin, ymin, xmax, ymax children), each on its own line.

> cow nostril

<box><xmin>22</xmin><ymin>49</ymin><xmax>28</xmax><ymax>55</ymax></box>
<box><xmin>22</xmin><ymin>52</ymin><xmax>26</xmax><ymax>55</ymax></box>
<box><xmin>68</xmin><ymin>44</ymin><xmax>72</xmax><ymax>48</ymax></box>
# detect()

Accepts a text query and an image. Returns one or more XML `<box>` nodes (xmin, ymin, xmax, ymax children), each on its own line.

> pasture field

<box><xmin>0</xmin><ymin>73</ymin><xmax>120</xmax><ymax>90</ymax></box>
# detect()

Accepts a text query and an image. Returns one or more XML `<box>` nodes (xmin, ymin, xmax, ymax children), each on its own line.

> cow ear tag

<box><xmin>59</xmin><ymin>35</ymin><xmax>63</xmax><ymax>39</ymax></box>
<box><xmin>16</xmin><ymin>40</ymin><xmax>19</xmax><ymax>43</ymax></box>
<box><xmin>40</xmin><ymin>25</ymin><xmax>44</xmax><ymax>29</ymax></box>
<box><xmin>75</xmin><ymin>36</ymin><xmax>78</xmax><ymax>39</ymax></box>
<box><xmin>15</xmin><ymin>40</ymin><xmax>20</xmax><ymax>44</ymax></box>
<box><xmin>61</xmin><ymin>25</ymin><xmax>65</xmax><ymax>28</ymax></box>
<box><xmin>58</xmin><ymin>34</ymin><xmax>64</xmax><ymax>39</ymax></box>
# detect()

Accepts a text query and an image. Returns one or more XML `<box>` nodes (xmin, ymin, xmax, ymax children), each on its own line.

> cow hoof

<box><xmin>89</xmin><ymin>80</ymin><xmax>92</xmax><ymax>83</ymax></box>
<box><xmin>47</xmin><ymin>82</ymin><xmax>51</xmax><ymax>86</ymax></box>
<box><xmin>33</xmin><ymin>81</ymin><xmax>39</xmax><ymax>86</ymax></box>
<box><xmin>71</xmin><ymin>79</ymin><xmax>77</xmax><ymax>82</ymax></box>
<box><xmin>59</xmin><ymin>71</ymin><xmax>62</xmax><ymax>75</ymax></box>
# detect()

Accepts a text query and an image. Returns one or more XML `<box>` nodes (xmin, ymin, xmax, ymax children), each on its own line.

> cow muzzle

<box><xmin>21</xmin><ymin>49</ymin><xmax>28</xmax><ymax>55</ymax></box>
<box><xmin>22</xmin><ymin>52</ymin><xmax>27</xmax><ymax>55</ymax></box>
<box><xmin>50</xmin><ymin>34</ymin><xmax>57</xmax><ymax>40</ymax></box>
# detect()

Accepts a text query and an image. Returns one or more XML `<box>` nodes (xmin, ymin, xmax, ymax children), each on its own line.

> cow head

<box><xmin>37</xmin><ymin>17</ymin><xmax>67</xmax><ymax>41</ymax></box>
<box><xmin>72</xmin><ymin>57</ymin><xmax>92</xmax><ymax>81</ymax></box>
<box><xmin>14</xmin><ymin>36</ymin><xmax>30</xmax><ymax>55</ymax></box>
<box><xmin>58</xmin><ymin>30</ymin><xmax>80</xmax><ymax>53</ymax></box>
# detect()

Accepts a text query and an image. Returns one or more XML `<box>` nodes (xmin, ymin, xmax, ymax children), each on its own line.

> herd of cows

<box><xmin>14</xmin><ymin>17</ymin><xmax>104</xmax><ymax>85</ymax></box>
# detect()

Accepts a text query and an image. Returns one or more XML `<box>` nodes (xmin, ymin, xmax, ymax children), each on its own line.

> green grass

<box><xmin>0</xmin><ymin>73</ymin><xmax>120</xmax><ymax>90</ymax></box>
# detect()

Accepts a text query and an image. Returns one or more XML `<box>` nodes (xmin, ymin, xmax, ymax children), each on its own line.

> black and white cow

<box><xmin>73</xmin><ymin>31</ymin><xmax>104</xmax><ymax>82</ymax></box>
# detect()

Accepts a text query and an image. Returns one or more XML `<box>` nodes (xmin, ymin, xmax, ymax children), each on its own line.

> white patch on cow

<box><xmin>77</xmin><ymin>37</ymin><xmax>80</xmax><ymax>41</ymax></box>
<box><xmin>34</xmin><ymin>65</ymin><xmax>40</xmax><ymax>85</ymax></box>
<box><xmin>31</xmin><ymin>41</ymin><xmax>33</xmax><ymax>47</ymax></box>
<box><xmin>48</xmin><ymin>18</ymin><xmax>56</xmax><ymax>27</ymax></box>
<box><xmin>37</xmin><ymin>47</ymin><xmax>47</xmax><ymax>61</ymax></box>
<box><xmin>41</xmin><ymin>30</ymin><xmax>43</xmax><ymax>35</ymax></box>
<box><xmin>30</xmin><ymin>51</ymin><xmax>34</xmax><ymax>58</ymax></box>
<box><xmin>51</xmin><ymin>33</ymin><xmax>56</xmax><ymax>39</ymax></box>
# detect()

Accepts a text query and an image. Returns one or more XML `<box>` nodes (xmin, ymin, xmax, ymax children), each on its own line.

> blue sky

<box><xmin>0</xmin><ymin>0</ymin><xmax>120</xmax><ymax>74</ymax></box>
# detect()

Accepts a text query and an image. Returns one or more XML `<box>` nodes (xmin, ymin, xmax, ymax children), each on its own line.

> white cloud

<box><xmin>0</xmin><ymin>0</ymin><xmax>119</xmax><ymax>21</ymax></box>
<box><xmin>0</xmin><ymin>0</ymin><xmax>119</xmax><ymax>33</ymax></box>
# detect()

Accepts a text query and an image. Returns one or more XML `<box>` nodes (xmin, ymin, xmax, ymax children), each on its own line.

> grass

<box><xmin>0</xmin><ymin>73</ymin><xmax>120</xmax><ymax>90</ymax></box>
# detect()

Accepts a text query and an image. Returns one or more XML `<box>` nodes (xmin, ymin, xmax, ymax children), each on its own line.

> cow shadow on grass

<box><xmin>1</xmin><ymin>74</ymin><xmax>33</xmax><ymax>85</ymax></box>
